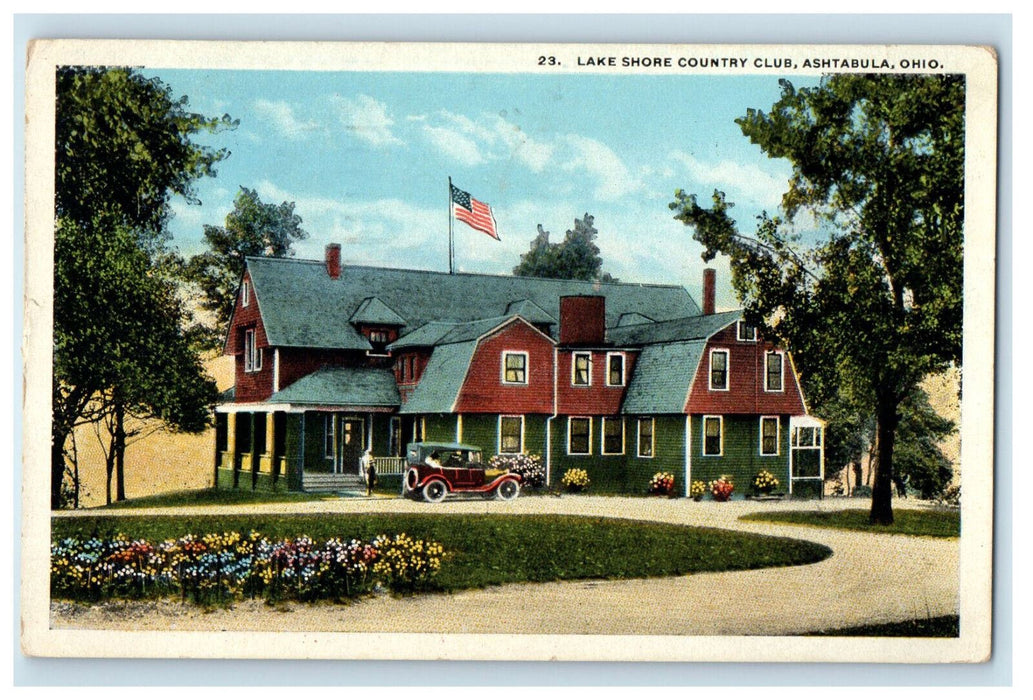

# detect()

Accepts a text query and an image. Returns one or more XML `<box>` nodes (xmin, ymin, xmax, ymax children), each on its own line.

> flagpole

<box><xmin>447</xmin><ymin>176</ymin><xmax>455</xmax><ymax>275</ymax></box>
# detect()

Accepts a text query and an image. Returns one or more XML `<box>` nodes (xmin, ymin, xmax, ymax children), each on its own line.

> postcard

<box><xmin>21</xmin><ymin>40</ymin><xmax>997</xmax><ymax>663</ymax></box>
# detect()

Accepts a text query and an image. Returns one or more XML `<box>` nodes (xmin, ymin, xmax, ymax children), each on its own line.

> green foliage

<box><xmin>806</xmin><ymin>615</ymin><xmax>959</xmax><ymax>638</ymax></box>
<box><xmin>513</xmin><ymin>214</ymin><xmax>617</xmax><ymax>282</ymax></box>
<box><xmin>740</xmin><ymin>508</ymin><xmax>960</xmax><ymax>538</ymax></box>
<box><xmin>52</xmin><ymin>514</ymin><xmax>833</xmax><ymax>592</ymax></box>
<box><xmin>894</xmin><ymin>389</ymin><xmax>956</xmax><ymax>499</ymax></box>
<box><xmin>670</xmin><ymin>74</ymin><xmax>964</xmax><ymax>524</ymax></box>
<box><xmin>53</xmin><ymin>66</ymin><xmax>232</xmax><ymax>508</ymax></box>
<box><xmin>181</xmin><ymin>187</ymin><xmax>308</xmax><ymax>345</ymax></box>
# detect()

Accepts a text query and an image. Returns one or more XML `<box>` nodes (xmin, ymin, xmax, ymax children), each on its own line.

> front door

<box><xmin>337</xmin><ymin>417</ymin><xmax>365</xmax><ymax>475</ymax></box>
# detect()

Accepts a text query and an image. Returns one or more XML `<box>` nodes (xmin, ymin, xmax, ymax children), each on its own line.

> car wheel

<box><xmin>495</xmin><ymin>479</ymin><xmax>520</xmax><ymax>501</ymax></box>
<box><xmin>422</xmin><ymin>479</ymin><xmax>448</xmax><ymax>503</ymax></box>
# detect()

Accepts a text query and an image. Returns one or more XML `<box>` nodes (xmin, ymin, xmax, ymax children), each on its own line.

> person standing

<box><xmin>361</xmin><ymin>449</ymin><xmax>376</xmax><ymax>496</ymax></box>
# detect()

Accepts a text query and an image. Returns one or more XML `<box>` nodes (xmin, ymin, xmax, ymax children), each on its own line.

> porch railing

<box><xmin>372</xmin><ymin>456</ymin><xmax>407</xmax><ymax>475</ymax></box>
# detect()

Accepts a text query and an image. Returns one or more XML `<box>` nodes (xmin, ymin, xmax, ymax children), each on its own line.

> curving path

<box><xmin>50</xmin><ymin>496</ymin><xmax>959</xmax><ymax>636</ymax></box>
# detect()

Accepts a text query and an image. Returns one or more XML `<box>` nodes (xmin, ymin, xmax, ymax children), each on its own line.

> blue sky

<box><xmin>145</xmin><ymin>68</ymin><xmax>820</xmax><ymax>310</ymax></box>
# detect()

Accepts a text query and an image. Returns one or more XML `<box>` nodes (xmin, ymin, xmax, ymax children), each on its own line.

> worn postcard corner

<box><xmin>22</xmin><ymin>39</ymin><xmax>997</xmax><ymax>664</ymax></box>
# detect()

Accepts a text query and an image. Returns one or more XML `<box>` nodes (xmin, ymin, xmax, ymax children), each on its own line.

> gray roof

<box><xmin>621</xmin><ymin>341</ymin><xmax>706</xmax><ymax>414</ymax></box>
<box><xmin>505</xmin><ymin>299</ymin><xmax>557</xmax><ymax>325</ymax></box>
<box><xmin>349</xmin><ymin>297</ymin><xmax>406</xmax><ymax>326</ymax></box>
<box><xmin>270</xmin><ymin>367</ymin><xmax>400</xmax><ymax>407</ymax></box>
<box><xmin>244</xmin><ymin>257</ymin><xmax>700</xmax><ymax>349</ymax></box>
<box><xmin>607</xmin><ymin>310</ymin><xmax>741</xmax><ymax>347</ymax></box>
<box><xmin>398</xmin><ymin>341</ymin><xmax>477</xmax><ymax>414</ymax></box>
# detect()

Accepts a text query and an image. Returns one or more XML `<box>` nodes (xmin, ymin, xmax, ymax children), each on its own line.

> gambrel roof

<box><xmin>243</xmin><ymin>257</ymin><xmax>700</xmax><ymax>350</ymax></box>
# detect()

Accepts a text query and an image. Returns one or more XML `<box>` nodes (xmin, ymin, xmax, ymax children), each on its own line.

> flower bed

<box><xmin>51</xmin><ymin>530</ymin><xmax>444</xmax><ymax>604</ymax></box>
<box><xmin>752</xmin><ymin>470</ymin><xmax>780</xmax><ymax>495</ymax></box>
<box><xmin>690</xmin><ymin>480</ymin><xmax>707</xmax><ymax>501</ymax></box>
<box><xmin>648</xmin><ymin>472</ymin><xmax>676</xmax><ymax>496</ymax></box>
<box><xmin>708</xmin><ymin>476</ymin><xmax>735</xmax><ymax>502</ymax></box>
<box><xmin>488</xmin><ymin>453</ymin><xmax>545</xmax><ymax>489</ymax></box>
<box><xmin>560</xmin><ymin>468</ymin><xmax>591</xmax><ymax>493</ymax></box>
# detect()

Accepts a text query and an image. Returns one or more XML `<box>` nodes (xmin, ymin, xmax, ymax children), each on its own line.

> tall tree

<box><xmin>182</xmin><ymin>186</ymin><xmax>307</xmax><ymax>347</ymax></box>
<box><xmin>53</xmin><ymin>66</ymin><xmax>234</xmax><ymax>508</ymax></box>
<box><xmin>513</xmin><ymin>213</ymin><xmax>616</xmax><ymax>282</ymax></box>
<box><xmin>670</xmin><ymin>74</ymin><xmax>964</xmax><ymax>524</ymax></box>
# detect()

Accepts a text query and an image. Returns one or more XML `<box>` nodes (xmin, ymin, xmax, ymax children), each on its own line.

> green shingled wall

<box><xmin>424</xmin><ymin>414</ymin><xmax>459</xmax><ymax>443</ymax></box>
<box><xmin>284</xmin><ymin>413</ymin><xmax>304</xmax><ymax>491</ymax></box>
<box><xmin>689</xmin><ymin>414</ymin><xmax>792</xmax><ymax>497</ymax></box>
<box><xmin>454</xmin><ymin>414</ymin><xmax>549</xmax><ymax>460</ymax></box>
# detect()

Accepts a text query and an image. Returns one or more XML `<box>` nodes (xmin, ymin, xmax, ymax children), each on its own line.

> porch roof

<box><xmin>269</xmin><ymin>367</ymin><xmax>400</xmax><ymax>407</ymax></box>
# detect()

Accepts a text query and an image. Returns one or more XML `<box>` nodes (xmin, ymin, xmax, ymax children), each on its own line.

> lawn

<box><xmin>804</xmin><ymin>615</ymin><xmax>959</xmax><ymax>637</ymax></box>
<box><xmin>739</xmin><ymin>508</ymin><xmax>960</xmax><ymax>538</ymax></box>
<box><xmin>51</xmin><ymin>513</ymin><xmax>832</xmax><ymax>592</ymax></box>
<box><xmin>96</xmin><ymin>488</ymin><xmax>326</xmax><ymax>510</ymax></box>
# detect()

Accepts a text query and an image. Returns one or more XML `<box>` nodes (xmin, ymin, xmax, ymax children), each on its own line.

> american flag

<box><xmin>451</xmin><ymin>184</ymin><xmax>500</xmax><ymax>241</ymax></box>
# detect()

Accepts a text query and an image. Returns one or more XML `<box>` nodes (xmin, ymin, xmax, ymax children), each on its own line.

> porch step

<box><xmin>302</xmin><ymin>473</ymin><xmax>366</xmax><ymax>494</ymax></box>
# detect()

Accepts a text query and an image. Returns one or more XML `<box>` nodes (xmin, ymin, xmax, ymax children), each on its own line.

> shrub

<box><xmin>560</xmin><ymin>468</ymin><xmax>590</xmax><ymax>493</ymax></box>
<box><xmin>709</xmin><ymin>476</ymin><xmax>734</xmax><ymax>502</ymax></box>
<box><xmin>851</xmin><ymin>484</ymin><xmax>872</xmax><ymax>498</ymax></box>
<box><xmin>690</xmin><ymin>480</ymin><xmax>707</xmax><ymax>500</ymax></box>
<box><xmin>51</xmin><ymin>530</ymin><xmax>444</xmax><ymax>604</ymax></box>
<box><xmin>752</xmin><ymin>470</ymin><xmax>780</xmax><ymax>494</ymax></box>
<box><xmin>648</xmin><ymin>472</ymin><xmax>676</xmax><ymax>496</ymax></box>
<box><xmin>938</xmin><ymin>483</ymin><xmax>961</xmax><ymax>507</ymax></box>
<box><xmin>489</xmin><ymin>453</ymin><xmax>545</xmax><ymax>489</ymax></box>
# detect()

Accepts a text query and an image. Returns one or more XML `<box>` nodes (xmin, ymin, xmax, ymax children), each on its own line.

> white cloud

<box><xmin>332</xmin><ymin>94</ymin><xmax>403</xmax><ymax>148</ymax></box>
<box><xmin>669</xmin><ymin>150</ymin><xmax>790</xmax><ymax>210</ymax></box>
<box><xmin>558</xmin><ymin>134</ymin><xmax>640</xmax><ymax>202</ymax></box>
<box><xmin>252</xmin><ymin>99</ymin><xmax>320</xmax><ymax>141</ymax></box>
<box><xmin>422</xmin><ymin>125</ymin><xmax>485</xmax><ymax>167</ymax></box>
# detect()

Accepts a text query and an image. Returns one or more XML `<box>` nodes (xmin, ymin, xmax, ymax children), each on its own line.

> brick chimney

<box><xmin>702</xmin><ymin>268</ymin><xmax>715</xmax><ymax>316</ymax></box>
<box><xmin>559</xmin><ymin>295</ymin><xmax>606</xmax><ymax>346</ymax></box>
<box><xmin>325</xmin><ymin>243</ymin><xmax>341</xmax><ymax>279</ymax></box>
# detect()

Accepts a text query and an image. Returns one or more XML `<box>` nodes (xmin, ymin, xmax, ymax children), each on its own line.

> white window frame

<box><xmin>501</xmin><ymin>350</ymin><xmax>529</xmax><ymax>385</ymax></box>
<box><xmin>736</xmin><ymin>320</ymin><xmax>757</xmax><ymax>342</ymax></box>
<box><xmin>567</xmin><ymin>416</ymin><xmax>593</xmax><ymax>456</ymax></box>
<box><xmin>759</xmin><ymin>416</ymin><xmax>780</xmax><ymax>456</ymax></box>
<box><xmin>764</xmin><ymin>351</ymin><xmax>785</xmax><ymax>392</ymax></box>
<box><xmin>498</xmin><ymin>415</ymin><xmax>525</xmax><ymax>455</ymax></box>
<box><xmin>605</xmin><ymin>352</ymin><xmax>626</xmax><ymax>387</ymax></box>
<box><xmin>571</xmin><ymin>351</ymin><xmax>592</xmax><ymax>386</ymax></box>
<box><xmin>243</xmin><ymin>328</ymin><xmax>262</xmax><ymax>373</ymax></box>
<box><xmin>702</xmin><ymin>415</ymin><xmax>723</xmax><ymax>457</ymax></box>
<box><xmin>601</xmin><ymin>417</ymin><xmax>625</xmax><ymax>455</ymax></box>
<box><xmin>241</xmin><ymin>279</ymin><xmax>250</xmax><ymax>308</ymax></box>
<box><xmin>708</xmin><ymin>349</ymin><xmax>729</xmax><ymax>391</ymax></box>
<box><xmin>637</xmin><ymin>418</ymin><xmax>655</xmax><ymax>458</ymax></box>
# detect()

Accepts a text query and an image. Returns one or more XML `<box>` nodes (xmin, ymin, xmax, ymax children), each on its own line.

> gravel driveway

<box><xmin>50</xmin><ymin>496</ymin><xmax>959</xmax><ymax>636</ymax></box>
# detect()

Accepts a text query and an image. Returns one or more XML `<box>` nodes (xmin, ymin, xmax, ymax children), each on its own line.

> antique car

<box><xmin>403</xmin><ymin>442</ymin><xmax>521</xmax><ymax>503</ymax></box>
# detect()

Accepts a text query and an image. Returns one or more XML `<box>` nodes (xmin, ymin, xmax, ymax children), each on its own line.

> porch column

<box><xmin>226</xmin><ymin>413</ymin><xmax>237</xmax><ymax>459</ymax></box>
<box><xmin>264</xmin><ymin>412</ymin><xmax>276</xmax><ymax>473</ymax></box>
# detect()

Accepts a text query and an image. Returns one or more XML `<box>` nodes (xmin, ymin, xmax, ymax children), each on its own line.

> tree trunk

<box><xmin>115</xmin><ymin>399</ymin><xmax>127</xmax><ymax>502</ymax></box>
<box><xmin>51</xmin><ymin>430</ymin><xmax>68</xmax><ymax>510</ymax></box>
<box><xmin>104</xmin><ymin>440</ymin><xmax>115</xmax><ymax>506</ymax></box>
<box><xmin>869</xmin><ymin>392</ymin><xmax>900</xmax><ymax>525</ymax></box>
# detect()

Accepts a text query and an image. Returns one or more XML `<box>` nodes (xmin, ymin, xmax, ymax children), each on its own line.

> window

<box><xmin>702</xmin><ymin>415</ymin><xmax>723</xmax><ymax>456</ymax></box>
<box><xmin>408</xmin><ymin>356</ymin><xmax>416</xmax><ymax>382</ymax></box>
<box><xmin>736</xmin><ymin>320</ymin><xmax>757</xmax><ymax>342</ymax></box>
<box><xmin>499</xmin><ymin>416</ymin><xmax>524</xmax><ymax>454</ymax></box>
<box><xmin>765</xmin><ymin>351</ymin><xmax>784</xmax><ymax>392</ymax></box>
<box><xmin>760</xmin><ymin>416</ymin><xmax>780</xmax><ymax>456</ymax></box>
<box><xmin>241</xmin><ymin>279</ymin><xmax>250</xmax><ymax>307</ymax></box>
<box><xmin>568</xmin><ymin>417</ymin><xmax>592</xmax><ymax>455</ymax></box>
<box><xmin>572</xmin><ymin>352</ymin><xmax>592</xmax><ymax>386</ymax></box>
<box><xmin>390</xmin><ymin>417</ymin><xmax>402</xmax><ymax>457</ymax></box>
<box><xmin>413</xmin><ymin>417</ymin><xmax>425</xmax><ymax>443</ymax></box>
<box><xmin>502</xmin><ymin>351</ymin><xmax>528</xmax><ymax>384</ymax></box>
<box><xmin>709</xmin><ymin>349</ymin><xmax>728</xmax><ymax>391</ymax></box>
<box><xmin>243</xmin><ymin>328</ymin><xmax>262</xmax><ymax>372</ymax></box>
<box><xmin>324</xmin><ymin>415</ymin><xmax>334</xmax><ymax>459</ymax></box>
<box><xmin>602</xmin><ymin>417</ymin><xmax>624</xmax><ymax>455</ymax></box>
<box><xmin>637</xmin><ymin>418</ymin><xmax>654</xmax><ymax>458</ymax></box>
<box><xmin>606</xmin><ymin>353</ymin><xmax>625</xmax><ymax>386</ymax></box>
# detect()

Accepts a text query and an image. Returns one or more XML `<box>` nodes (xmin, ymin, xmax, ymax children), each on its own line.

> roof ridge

<box><xmin>245</xmin><ymin>255</ymin><xmax>689</xmax><ymax>290</ymax></box>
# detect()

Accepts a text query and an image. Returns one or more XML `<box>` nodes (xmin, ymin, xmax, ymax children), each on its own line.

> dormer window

<box><xmin>765</xmin><ymin>351</ymin><xmax>784</xmax><ymax>392</ymax></box>
<box><xmin>241</xmin><ymin>279</ymin><xmax>250</xmax><ymax>307</ymax></box>
<box><xmin>709</xmin><ymin>349</ymin><xmax>729</xmax><ymax>391</ymax></box>
<box><xmin>606</xmin><ymin>353</ymin><xmax>625</xmax><ymax>387</ymax></box>
<box><xmin>502</xmin><ymin>351</ymin><xmax>528</xmax><ymax>385</ymax></box>
<box><xmin>736</xmin><ymin>320</ymin><xmax>756</xmax><ymax>342</ymax></box>
<box><xmin>572</xmin><ymin>352</ymin><xmax>591</xmax><ymax>386</ymax></box>
<box><xmin>243</xmin><ymin>328</ymin><xmax>262</xmax><ymax>373</ymax></box>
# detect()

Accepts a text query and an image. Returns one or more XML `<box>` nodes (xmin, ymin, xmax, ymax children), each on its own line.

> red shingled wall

<box><xmin>454</xmin><ymin>321</ymin><xmax>555</xmax><ymax>414</ymax></box>
<box><xmin>685</xmin><ymin>324</ymin><xmax>806</xmax><ymax>415</ymax></box>
<box><xmin>556</xmin><ymin>349</ymin><xmax>637</xmax><ymax>415</ymax></box>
